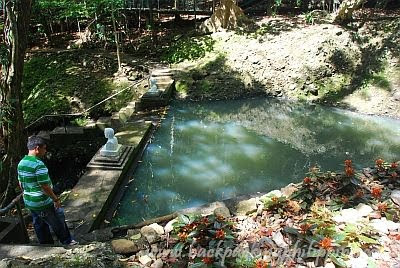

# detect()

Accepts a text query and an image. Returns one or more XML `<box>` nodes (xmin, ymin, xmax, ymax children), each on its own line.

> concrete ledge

<box><xmin>63</xmin><ymin>122</ymin><xmax>155</xmax><ymax>238</ymax></box>
<box><xmin>135</xmin><ymin>80</ymin><xmax>175</xmax><ymax>111</ymax></box>
<box><xmin>0</xmin><ymin>244</ymin><xmax>67</xmax><ymax>260</ymax></box>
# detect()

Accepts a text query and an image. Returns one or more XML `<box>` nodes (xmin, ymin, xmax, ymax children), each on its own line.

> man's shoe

<box><xmin>68</xmin><ymin>240</ymin><xmax>79</xmax><ymax>246</ymax></box>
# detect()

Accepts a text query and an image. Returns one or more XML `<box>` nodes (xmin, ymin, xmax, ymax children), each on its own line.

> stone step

<box><xmin>50</xmin><ymin>126</ymin><xmax>84</xmax><ymax>135</ymax></box>
<box><xmin>124</xmin><ymin>102</ymin><xmax>136</xmax><ymax>117</ymax></box>
<box><xmin>151</xmin><ymin>69</ymin><xmax>173</xmax><ymax>77</ymax></box>
<box><xmin>110</xmin><ymin>113</ymin><xmax>122</xmax><ymax>129</ymax></box>
<box><xmin>154</xmin><ymin>76</ymin><xmax>173</xmax><ymax>84</ymax></box>
<box><xmin>96</xmin><ymin>117</ymin><xmax>112</xmax><ymax>130</ymax></box>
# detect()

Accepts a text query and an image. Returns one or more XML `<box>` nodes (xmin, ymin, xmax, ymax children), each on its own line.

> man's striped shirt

<box><xmin>17</xmin><ymin>155</ymin><xmax>53</xmax><ymax>211</ymax></box>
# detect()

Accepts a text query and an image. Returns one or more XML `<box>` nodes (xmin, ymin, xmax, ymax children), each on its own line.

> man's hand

<box><xmin>54</xmin><ymin>199</ymin><xmax>61</xmax><ymax>209</ymax></box>
<box><xmin>40</xmin><ymin>184</ymin><xmax>61</xmax><ymax>208</ymax></box>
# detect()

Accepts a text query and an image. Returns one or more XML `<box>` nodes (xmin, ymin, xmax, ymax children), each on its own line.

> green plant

<box><xmin>161</xmin><ymin>36</ymin><xmax>215</xmax><ymax>64</ymax></box>
<box><xmin>334</xmin><ymin>223</ymin><xmax>379</xmax><ymax>253</ymax></box>
<box><xmin>72</xmin><ymin>116</ymin><xmax>88</xmax><ymax>126</ymax></box>
<box><xmin>175</xmin><ymin>80</ymin><xmax>189</xmax><ymax>95</ymax></box>
<box><xmin>262</xmin><ymin>193</ymin><xmax>287</xmax><ymax>211</ymax></box>
<box><xmin>233</xmin><ymin>253</ymin><xmax>257</xmax><ymax>268</ymax></box>
<box><xmin>198</xmin><ymin>80</ymin><xmax>212</xmax><ymax>92</ymax></box>
<box><xmin>171</xmin><ymin>214</ymin><xmax>236</xmax><ymax>266</ymax></box>
<box><xmin>304</xmin><ymin>11</ymin><xmax>315</xmax><ymax>24</ymax></box>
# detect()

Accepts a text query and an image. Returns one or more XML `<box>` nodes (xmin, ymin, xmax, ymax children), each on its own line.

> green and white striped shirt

<box><xmin>17</xmin><ymin>155</ymin><xmax>53</xmax><ymax>211</ymax></box>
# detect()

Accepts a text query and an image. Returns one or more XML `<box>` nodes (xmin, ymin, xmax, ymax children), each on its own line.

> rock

<box><xmin>164</xmin><ymin>219</ymin><xmax>178</xmax><ymax>233</ymax></box>
<box><xmin>111</xmin><ymin>238</ymin><xmax>147</xmax><ymax>254</ymax></box>
<box><xmin>324</xmin><ymin>262</ymin><xmax>335</xmax><ymax>268</ymax></box>
<box><xmin>307</xmin><ymin>85</ymin><xmax>318</xmax><ymax>96</ymax></box>
<box><xmin>128</xmin><ymin>231</ymin><xmax>142</xmax><ymax>240</ymax></box>
<box><xmin>306</xmin><ymin>261</ymin><xmax>316</xmax><ymax>267</ymax></box>
<box><xmin>346</xmin><ymin>250</ymin><xmax>369</xmax><ymax>268</ymax></box>
<box><xmin>214</xmin><ymin>206</ymin><xmax>231</xmax><ymax>219</ymax></box>
<box><xmin>280</xmin><ymin>184</ymin><xmax>297</xmax><ymax>197</ymax></box>
<box><xmin>355</xmin><ymin>203</ymin><xmax>373</xmax><ymax>217</ymax></box>
<box><xmin>272</xmin><ymin>231</ymin><xmax>288</xmax><ymax>248</ymax></box>
<box><xmin>393</xmin><ymin>91</ymin><xmax>400</xmax><ymax>101</ymax></box>
<box><xmin>151</xmin><ymin>259</ymin><xmax>163</xmax><ymax>268</ymax></box>
<box><xmin>333</xmin><ymin>204</ymin><xmax>372</xmax><ymax>223</ymax></box>
<box><xmin>111</xmin><ymin>239</ymin><xmax>136</xmax><ymax>254</ymax></box>
<box><xmin>370</xmin><ymin>218</ymin><xmax>400</xmax><ymax>234</ymax></box>
<box><xmin>0</xmin><ymin>260</ymin><xmax>10</xmax><ymax>268</ymax></box>
<box><xmin>148</xmin><ymin>223</ymin><xmax>165</xmax><ymax>235</ymax></box>
<box><xmin>81</xmin><ymin>227</ymin><xmax>114</xmax><ymax>242</ymax></box>
<box><xmin>257</xmin><ymin>203</ymin><xmax>264</xmax><ymax>215</ymax></box>
<box><xmin>391</xmin><ymin>190</ymin><xmax>400</xmax><ymax>206</ymax></box>
<box><xmin>235</xmin><ymin>198</ymin><xmax>258</xmax><ymax>215</ymax></box>
<box><xmin>262</xmin><ymin>190</ymin><xmax>283</xmax><ymax>199</ymax></box>
<box><xmin>139</xmin><ymin>255</ymin><xmax>153</xmax><ymax>266</ymax></box>
<box><xmin>141</xmin><ymin>225</ymin><xmax>161</xmax><ymax>244</ymax></box>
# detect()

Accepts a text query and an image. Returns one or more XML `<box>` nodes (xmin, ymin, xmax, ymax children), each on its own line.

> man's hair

<box><xmin>27</xmin><ymin>136</ymin><xmax>46</xmax><ymax>150</ymax></box>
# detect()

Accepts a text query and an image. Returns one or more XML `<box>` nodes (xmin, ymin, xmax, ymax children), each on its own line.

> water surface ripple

<box><xmin>113</xmin><ymin>98</ymin><xmax>400</xmax><ymax>225</ymax></box>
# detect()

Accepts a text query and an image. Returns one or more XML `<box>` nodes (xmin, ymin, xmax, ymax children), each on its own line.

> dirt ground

<box><xmin>174</xmin><ymin>9</ymin><xmax>400</xmax><ymax>119</ymax></box>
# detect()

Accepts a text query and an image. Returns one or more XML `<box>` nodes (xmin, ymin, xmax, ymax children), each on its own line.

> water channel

<box><xmin>112</xmin><ymin>97</ymin><xmax>400</xmax><ymax>225</ymax></box>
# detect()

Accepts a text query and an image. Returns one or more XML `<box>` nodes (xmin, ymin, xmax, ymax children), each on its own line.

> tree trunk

<box><xmin>111</xmin><ymin>2</ymin><xmax>121</xmax><ymax>70</ymax></box>
<box><xmin>0</xmin><ymin>0</ymin><xmax>32</xmax><ymax>207</ymax></box>
<box><xmin>333</xmin><ymin>0</ymin><xmax>366</xmax><ymax>24</ymax></box>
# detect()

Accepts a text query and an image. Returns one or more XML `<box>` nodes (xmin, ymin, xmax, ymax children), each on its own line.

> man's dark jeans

<box><xmin>31</xmin><ymin>207</ymin><xmax>73</xmax><ymax>245</ymax></box>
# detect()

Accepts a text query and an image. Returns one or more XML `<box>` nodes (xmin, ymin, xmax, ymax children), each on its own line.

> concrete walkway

<box><xmin>0</xmin><ymin>244</ymin><xmax>67</xmax><ymax>260</ymax></box>
<box><xmin>63</xmin><ymin>121</ymin><xmax>154</xmax><ymax>239</ymax></box>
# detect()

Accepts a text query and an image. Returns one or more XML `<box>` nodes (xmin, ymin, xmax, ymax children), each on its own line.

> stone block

<box><xmin>111</xmin><ymin>239</ymin><xmax>136</xmax><ymax>254</ymax></box>
<box><xmin>96</xmin><ymin>117</ymin><xmax>112</xmax><ymax>130</ymax></box>
<box><xmin>110</xmin><ymin>113</ymin><xmax>122</xmax><ymax>129</ymax></box>
<box><xmin>235</xmin><ymin>198</ymin><xmax>257</xmax><ymax>216</ymax></box>
<box><xmin>87</xmin><ymin>145</ymin><xmax>134</xmax><ymax>170</ymax></box>
<box><xmin>214</xmin><ymin>206</ymin><xmax>231</xmax><ymax>219</ymax></box>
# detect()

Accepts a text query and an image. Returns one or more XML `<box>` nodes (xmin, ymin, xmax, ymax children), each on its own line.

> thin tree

<box><xmin>111</xmin><ymin>1</ymin><xmax>121</xmax><ymax>70</ymax></box>
<box><xmin>0</xmin><ymin>0</ymin><xmax>32</xmax><ymax>207</ymax></box>
<box><xmin>333</xmin><ymin>0</ymin><xmax>366</xmax><ymax>24</ymax></box>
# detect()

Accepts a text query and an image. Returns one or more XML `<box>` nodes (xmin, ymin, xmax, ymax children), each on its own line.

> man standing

<box><xmin>17</xmin><ymin>136</ymin><xmax>77</xmax><ymax>245</ymax></box>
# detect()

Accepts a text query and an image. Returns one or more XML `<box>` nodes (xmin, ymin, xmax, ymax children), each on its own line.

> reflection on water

<box><xmin>113</xmin><ymin>98</ymin><xmax>400</xmax><ymax>225</ymax></box>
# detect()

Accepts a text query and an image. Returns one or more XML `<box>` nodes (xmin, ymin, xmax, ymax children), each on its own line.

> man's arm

<box><xmin>41</xmin><ymin>184</ymin><xmax>61</xmax><ymax>208</ymax></box>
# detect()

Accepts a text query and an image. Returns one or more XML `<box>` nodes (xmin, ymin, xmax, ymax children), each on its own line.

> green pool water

<box><xmin>112</xmin><ymin>98</ymin><xmax>400</xmax><ymax>225</ymax></box>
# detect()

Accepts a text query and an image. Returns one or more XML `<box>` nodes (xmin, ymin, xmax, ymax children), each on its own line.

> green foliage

<box><xmin>251</xmin><ymin>23</ymin><xmax>274</xmax><ymax>37</ymax></box>
<box><xmin>22</xmin><ymin>52</ymin><xmax>134</xmax><ymax>124</ymax></box>
<box><xmin>304</xmin><ymin>11</ymin><xmax>315</xmax><ymax>24</ymax></box>
<box><xmin>198</xmin><ymin>80</ymin><xmax>212</xmax><ymax>92</ymax></box>
<box><xmin>171</xmin><ymin>213</ymin><xmax>236</xmax><ymax>266</ymax></box>
<box><xmin>233</xmin><ymin>254</ymin><xmax>257</xmax><ymax>268</ymax></box>
<box><xmin>72</xmin><ymin>116</ymin><xmax>88</xmax><ymax>127</ymax></box>
<box><xmin>161</xmin><ymin>36</ymin><xmax>215</xmax><ymax>64</ymax></box>
<box><xmin>175</xmin><ymin>80</ymin><xmax>190</xmax><ymax>95</ymax></box>
<box><xmin>337</xmin><ymin>223</ymin><xmax>379</xmax><ymax>252</ymax></box>
<box><xmin>0</xmin><ymin>101</ymin><xmax>13</xmax><ymax>128</ymax></box>
<box><xmin>33</xmin><ymin>0</ymin><xmax>124</xmax><ymax>22</ymax></box>
<box><xmin>262</xmin><ymin>193</ymin><xmax>287</xmax><ymax>211</ymax></box>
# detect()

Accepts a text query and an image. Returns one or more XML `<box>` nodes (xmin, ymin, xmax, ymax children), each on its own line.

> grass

<box><xmin>22</xmin><ymin>51</ymin><xmax>137</xmax><ymax>124</ymax></box>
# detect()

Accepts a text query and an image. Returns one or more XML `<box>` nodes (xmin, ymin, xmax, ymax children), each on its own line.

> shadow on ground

<box><xmin>174</xmin><ymin>54</ymin><xmax>269</xmax><ymax>101</ymax></box>
<box><xmin>317</xmin><ymin>16</ymin><xmax>400</xmax><ymax>103</ymax></box>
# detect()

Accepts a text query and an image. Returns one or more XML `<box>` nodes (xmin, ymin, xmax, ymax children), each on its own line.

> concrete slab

<box><xmin>63</xmin><ymin>121</ymin><xmax>154</xmax><ymax>239</ymax></box>
<box><xmin>135</xmin><ymin>80</ymin><xmax>175</xmax><ymax>111</ymax></box>
<box><xmin>0</xmin><ymin>244</ymin><xmax>67</xmax><ymax>260</ymax></box>
<box><xmin>116</xmin><ymin>122</ymin><xmax>151</xmax><ymax>146</ymax></box>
